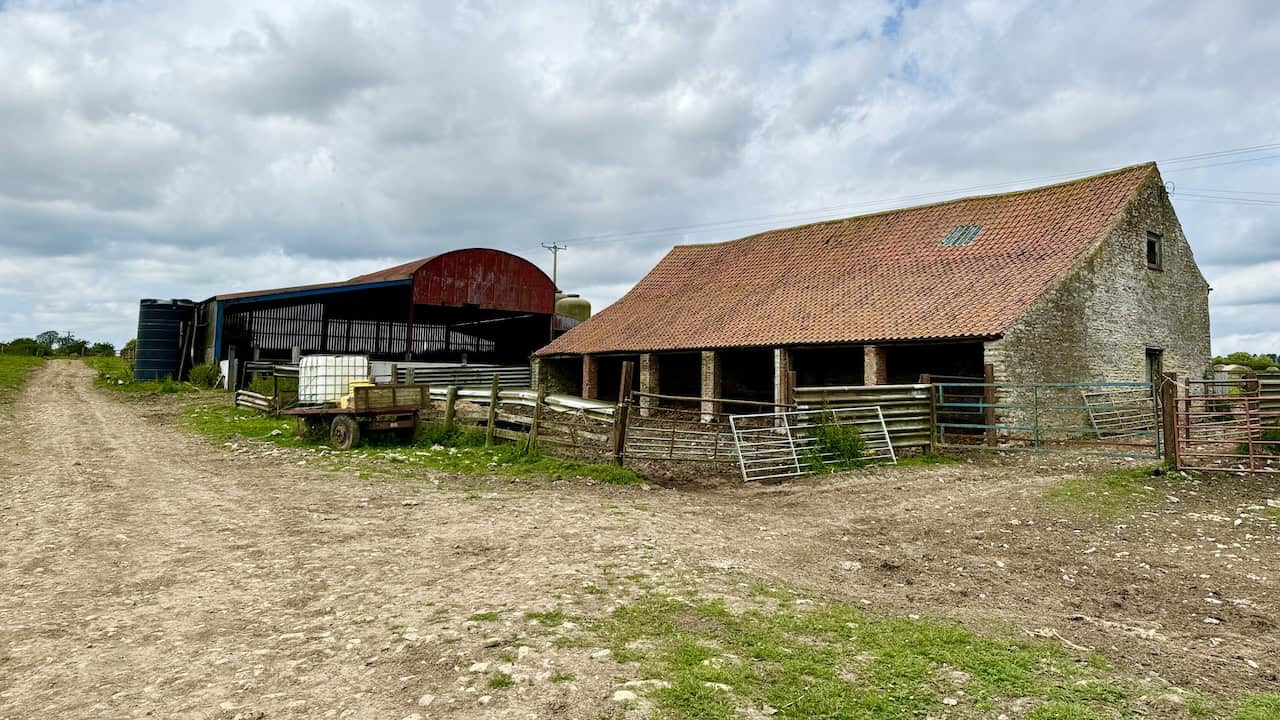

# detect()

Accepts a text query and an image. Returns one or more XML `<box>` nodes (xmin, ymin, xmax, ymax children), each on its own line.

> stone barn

<box><xmin>533</xmin><ymin>162</ymin><xmax>1211</xmax><ymax>413</ymax></box>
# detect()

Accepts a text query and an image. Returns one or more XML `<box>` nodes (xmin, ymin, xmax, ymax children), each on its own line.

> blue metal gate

<box><xmin>934</xmin><ymin>381</ymin><xmax>1160</xmax><ymax>458</ymax></box>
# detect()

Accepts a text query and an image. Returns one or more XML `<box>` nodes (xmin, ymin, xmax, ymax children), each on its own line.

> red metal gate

<box><xmin>1174</xmin><ymin>377</ymin><xmax>1280</xmax><ymax>473</ymax></box>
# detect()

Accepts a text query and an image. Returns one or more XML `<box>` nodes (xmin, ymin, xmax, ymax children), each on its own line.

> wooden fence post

<box><xmin>920</xmin><ymin>373</ymin><xmax>935</xmax><ymax>452</ymax></box>
<box><xmin>526</xmin><ymin>386</ymin><xmax>546</xmax><ymax>453</ymax></box>
<box><xmin>485</xmin><ymin>373</ymin><xmax>500</xmax><ymax>447</ymax></box>
<box><xmin>1159</xmin><ymin>371</ymin><xmax>1178</xmax><ymax>467</ymax></box>
<box><xmin>983</xmin><ymin>363</ymin><xmax>997</xmax><ymax>446</ymax></box>
<box><xmin>444</xmin><ymin>385</ymin><xmax>458</xmax><ymax>428</ymax></box>
<box><xmin>612</xmin><ymin>361</ymin><xmax>635</xmax><ymax>465</ymax></box>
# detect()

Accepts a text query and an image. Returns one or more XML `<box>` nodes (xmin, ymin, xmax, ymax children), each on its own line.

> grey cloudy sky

<box><xmin>1</xmin><ymin>0</ymin><xmax>1278</xmax><ymax>353</ymax></box>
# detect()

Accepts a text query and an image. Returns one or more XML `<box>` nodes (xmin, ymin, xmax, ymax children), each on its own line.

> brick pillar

<box><xmin>582</xmin><ymin>355</ymin><xmax>600</xmax><ymax>400</ymax></box>
<box><xmin>640</xmin><ymin>353</ymin><xmax>659</xmax><ymax>417</ymax></box>
<box><xmin>774</xmin><ymin>348</ymin><xmax>793</xmax><ymax>408</ymax></box>
<box><xmin>701</xmin><ymin>350</ymin><xmax>721</xmax><ymax>422</ymax></box>
<box><xmin>864</xmin><ymin>345</ymin><xmax>887</xmax><ymax>386</ymax></box>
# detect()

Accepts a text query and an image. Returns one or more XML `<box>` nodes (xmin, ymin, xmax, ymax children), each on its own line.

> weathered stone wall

<box><xmin>532</xmin><ymin>357</ymin><xmax>580</xmax><ymax>395</ymax></box>
<box><xmin>986</xmin><ymin>170</ymin><xmax>1211</xmax><ymax>436</ymax></box>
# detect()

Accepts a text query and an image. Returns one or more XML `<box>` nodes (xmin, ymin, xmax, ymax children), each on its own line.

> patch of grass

<box><xmin>418</xmin><ymin>423</ymin><xmax>488</xmax><ymax>447</ymax></box>
<box><xmin>525</xmin><ymin>609</ymin><xmax>569</xmax><ymax>626</ymax></box>
<box><xmin>550</xmin><ymin>672</ymin><xmax>576</xmax><ymax>683</ymax></box>
<box><xmin>895</xmin><ymin>453</ymin><xmax>958</xmax><ymax>467</ymax></box>
<box><xmin>1265</xmin><ymin>507</ymin><xmax>1280</xmax><ymax>522</ymax></box>
<box><xmin>468</xmin><ymin>611</ymin><xmax>501</xmax><ymax>622</ymax></box>
<box><xmin>83</xmin><ymin>356</ymin><xmax>199</xmax><ymax>394</ymax></box>
<box><xmin>182</xmin><ymin>402</ymin><xmax>309</xmax><ymax>446</ymax></box>
<box><xmin>1049</xmin><ymin>467</ymin><xmax>1157</xmax><ymax>516</ymax></box>
<box><xmin>0</xmin><ymin>354</ymin><xmax>45</xmax><ymax>390</ymax></box>
<box><xmin>487</xmin><ymin>673</ymin><xmax>514</xmax><ymax>689</ymax></box>
<box><xmin>590</xmin><ymin>593</ymin><xmax>1147</xmax><ymax>720</ymax></box>
<box><xmin>1235</xmin><ymin>693</ymin><xmax>1280</xmax><ymax>720</ymax></box>
<box><xmin>180</xmin><ymin>402</ymin><xmax>644</xmax><ymax>484</ymax></box>
<box><xmin>1185</xmin><ymin>693</ymin><xmax>1218</xmax><ymax>718</ymax></box>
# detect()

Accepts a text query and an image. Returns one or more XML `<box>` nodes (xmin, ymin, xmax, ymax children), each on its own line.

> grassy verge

<box><xmin>1235</xmin><ymin>694</ymin><xmax>1280</xmax><ymax>720</ymax></box>
<box><xmin>589</xmin><ymin>590</ymin><xmax>1152</xmax><ymax>720</ymax></box>
<box><xmin>181</xmin><ymin>401</ymin><xmax>642</xmax><ymax>484</ymax></box>
<box><xmin>83</xmin><ymin>356</ymin><xmax>199</xmax><ymax>394</ymax></box>
<box><xmin>1049</xmin><ymin>467</ymin><xmax>1158</xmax><ymax>516</ymax></box>
<box><xmin>0</xmin><ymin>354</ymin><xmax>45</xmax><ymax>391</ymax></box>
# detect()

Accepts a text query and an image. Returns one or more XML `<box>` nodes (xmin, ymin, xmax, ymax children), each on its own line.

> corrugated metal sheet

<box><xmin>215</xmin><ymin>249</ymin><xmax>554</xmax><ymax>315</ymax></box>
<box><xmin>412</xmin><ymin>249</ymin><xmax>555</xmax><ymax>314</ymax></box>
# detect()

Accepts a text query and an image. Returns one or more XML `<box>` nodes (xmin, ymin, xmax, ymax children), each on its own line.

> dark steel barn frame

<box><xmin>199</xmin><ymin>248</ymin><xmax>557</xmax><ymax>366</ymax></box>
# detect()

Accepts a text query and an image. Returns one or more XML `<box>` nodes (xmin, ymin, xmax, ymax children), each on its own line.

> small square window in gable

<box><xmin>940</xmin><ymin>224</ymin><xmax>983</xmax><ymax>247</ymax></box>
<box><xmin>1146</xmin><ymin>230</ymin><xmax>1163</xmax><ymax>270</ymax></box>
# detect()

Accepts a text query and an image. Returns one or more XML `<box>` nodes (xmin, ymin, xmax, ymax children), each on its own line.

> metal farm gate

<box><xmin>729</xmin><ymin>406</ymin><xmax>897</xmax><ymax>482</ymax></box>
<box><xmin>934</xmin><ymin>381</ymin><xmax>1161</xmax><ymax>458</ymax></box>
<box><xmin>1173</xmin><ymin>375</ymin><xmax>1280</xmax><ymax>473</ymax></box>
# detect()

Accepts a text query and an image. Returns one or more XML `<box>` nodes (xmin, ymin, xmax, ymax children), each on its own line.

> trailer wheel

<box><xmin>331</xmin><ymin>415</ymin><xmax>360</xmax><ymax>449</ymax></box>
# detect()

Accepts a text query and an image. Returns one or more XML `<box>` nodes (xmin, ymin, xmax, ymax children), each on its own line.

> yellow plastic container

<box><xmin>340</xmin><ymin>380</ymin><xmax>376</xmax><ymax>409</ymax></box>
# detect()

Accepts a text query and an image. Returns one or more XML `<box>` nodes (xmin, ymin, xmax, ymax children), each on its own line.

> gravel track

<box><xmin>1</xmin><ymin>360</ymin><xmax>1276</xmax><ymax>718</ymax></box>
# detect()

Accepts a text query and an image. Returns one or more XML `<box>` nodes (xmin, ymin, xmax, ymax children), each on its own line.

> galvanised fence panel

<box><xmin>729</xmin><ymin>406</ymin><xmax>897</xmax><ymax>482</ymax></box>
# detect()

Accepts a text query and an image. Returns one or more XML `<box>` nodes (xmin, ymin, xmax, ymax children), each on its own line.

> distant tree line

<box><xmin>1212</xmin><ymin>351</ymin><xmax>1280</xmax><ymax>371</ymax></box>
<box><xmin>0</xmin><ymin>331</ymin><xmax>118</xmax><ymax>358</ymax></box>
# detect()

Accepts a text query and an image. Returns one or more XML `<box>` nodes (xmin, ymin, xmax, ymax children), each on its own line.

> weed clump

<box><xmin>188</xmin><ymin>363</ymin><xmax>221</xmax><ymax>388</ymax></box>
<box><xmin>805</xmin><ymin>408</ymin><xmax>868</xmax><ymax>473</ymax></box>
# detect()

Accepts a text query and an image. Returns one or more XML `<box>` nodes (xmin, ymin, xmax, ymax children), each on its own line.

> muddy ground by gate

<box><xmin>1</xmin><ymin>361</ymin><xmax>1276</xmax><ymax>719</ymax></box>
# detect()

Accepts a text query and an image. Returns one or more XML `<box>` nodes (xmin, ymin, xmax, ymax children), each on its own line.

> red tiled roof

<box><xmin>537</xmin><ymin>163</ymin><xmax>1158</xmax><ymax>356</ymax></box>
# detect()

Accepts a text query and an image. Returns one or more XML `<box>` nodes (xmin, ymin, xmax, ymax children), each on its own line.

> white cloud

<box><xmin>0</xmin><ymin>0</ymin><xmax>1277</xmax><ymax>353</ymax></box>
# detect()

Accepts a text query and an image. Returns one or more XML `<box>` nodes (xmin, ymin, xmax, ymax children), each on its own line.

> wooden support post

<box><xmin>319</xmin><ymin>304</ymin><xmax>329</xmax><ymax>352</ymax></box>
<box><xmin>1159</xmin><ymin>371</ymin><xmax>1178</xmax><ymax>467</ymax></box>
<box><xmin>485</xmin><ymin>373</ymin><xmax>500</xmax><ymax>447</ymax></box>
<box><xmin>612</xmin><ymin>361</ymin><xmax>635</xmax><ymax>465</ymax></box>
<box><xmin>405</xmin><ymin>298</ymin><xmax>416</xmax><ymax>361</ymax></box>
<box><xmin>389</xmin><ymin>363</ymin><xmax>399</xmax><ymax>385</ymax></box>
<box><xmin>983</xmin><ymin>363</ymin><xmax>997</xmax><ymax>446</ymax></box>
<box><xmin>526</xmin><ymin>386</ymin><xmax>547</xmax><ymax>453</ymax></box>
<box><xmin>920</xmin><ymin>373</ymin><xmax>935</xmax><ymax>453</ymax></box>
<box><xmin>444</xmin><ymin>385</ymin><xmax>458</xmax><ymax>429</ymax></box>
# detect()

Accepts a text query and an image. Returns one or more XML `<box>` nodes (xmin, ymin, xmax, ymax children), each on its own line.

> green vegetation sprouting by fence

<box><xmin>83</xmin><ymin>356</ymin><xmax>199</xmax><ymax>394</ymax></box>
<box><xmin>182</xmin><ymin>401</ymin><xmax>640</xmax><ymax>484</ymax></box>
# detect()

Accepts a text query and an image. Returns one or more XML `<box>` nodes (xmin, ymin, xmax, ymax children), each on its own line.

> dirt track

<box><xmin>1</xmin><ymin>361</ymin><xmax>1277</xmax><ymax>719</ymax></box>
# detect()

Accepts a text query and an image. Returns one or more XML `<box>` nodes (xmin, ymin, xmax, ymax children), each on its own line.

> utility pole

<box><xmin>541</xmin><ymin>242</ymin><xmax>566</xmax><ymax>290</ymax></box>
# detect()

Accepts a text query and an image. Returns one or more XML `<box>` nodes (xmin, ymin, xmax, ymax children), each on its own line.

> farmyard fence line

<box><xmin>235</xmin><ymin>357</ymin><xmax>1280</xmax><ymax>477</ymax></box>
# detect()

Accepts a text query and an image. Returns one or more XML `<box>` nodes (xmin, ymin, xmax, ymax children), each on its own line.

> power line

<box><xmin>550</xmin><ymin>142</ymin><xmax>1280</xmax><ymax>249</ymax></box>
<box><xmin>541</xmin><ymin>242</ymin><xmax>567</xmax><ymax>289</ymax></box>
<box><xmin>1177</xmin><ymin>186</ymin><xmax>1280</xmax><ymax>197</ymax></box>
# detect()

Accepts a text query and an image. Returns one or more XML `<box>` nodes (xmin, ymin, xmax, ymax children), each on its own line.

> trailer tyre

<box><xmin>331</xmin><ymin>415</ymin><xmax>360</xmax><ymax>450</ymax></box>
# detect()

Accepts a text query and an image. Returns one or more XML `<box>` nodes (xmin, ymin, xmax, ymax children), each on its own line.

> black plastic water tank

<box><xmin>134</xmin><ymin>299</ymin><xmax>195</xmax><ymax>380</ymax></box>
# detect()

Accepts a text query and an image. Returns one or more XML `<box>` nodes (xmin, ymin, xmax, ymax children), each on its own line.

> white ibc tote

<box><xmin>298</xmin><ymin>355</ymin><xmax>370</xmax><ymax>405</ymax></box>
